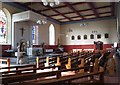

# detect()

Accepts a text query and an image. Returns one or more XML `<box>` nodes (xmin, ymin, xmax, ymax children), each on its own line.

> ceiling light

<box><xmin>42</xmin><ymin>0</ymin><xmax>60</xmax><ymax>7</ymax></box>
<box><xmin>37</xmin><ymin>16</ymin><xmax>47</xmax><ymax>25</ymax></box>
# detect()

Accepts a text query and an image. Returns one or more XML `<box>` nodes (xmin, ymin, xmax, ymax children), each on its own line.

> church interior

<box><xmin>0</xmin><ymin>1</ymin><xmax>120</xmax><ymax>85</ymax></box>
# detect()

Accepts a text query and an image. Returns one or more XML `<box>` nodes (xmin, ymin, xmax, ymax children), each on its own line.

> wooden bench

<box><xmin>21</xmin><ymin>71</ymin><xmax>104</xmax><ymax>85</ymax></box>
<box><xmin>2</xmin><ymin>64</ymin><xmax>61</xmax><ymax>77</ymax></box>
<box><xmin>1</xmin><ymin>65</ymin><xmax>102</xmax><ymax>85</ymax></box>
<box><xmin>0</xmin><ymin>58</ymin><xmax>10</xmax><ymax>71</ymax></box>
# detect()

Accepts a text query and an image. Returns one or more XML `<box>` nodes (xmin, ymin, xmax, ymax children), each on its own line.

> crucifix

<box><xmin>19</xmin><ymin>27</ymin><xmax>25</xmax><ymax>37</ymax></box>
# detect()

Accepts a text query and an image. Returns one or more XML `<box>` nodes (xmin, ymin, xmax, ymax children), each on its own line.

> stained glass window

<box><xmin>32</xmin><ymin>25</ymin><xmax>39</xmax><ymax>45</ymax></box>
<box><xmin>0</xmin><ymin>9</ymin><xmax>7</xmax><ymax>43</ymax></box>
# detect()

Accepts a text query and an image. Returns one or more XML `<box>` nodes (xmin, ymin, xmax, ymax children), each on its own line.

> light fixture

<box><xmin>37</xmin><ymin>16</ymin><xmax>47</xmax><ymax>25</ymax></box>
<box><xmin>41</xmin><ymin>0</ymin><xmax>60</xmax><ymax>7</ymax></box>
<box><xmin>80</xmin><ymin>23</ymin><xmax>88</xmax><ymax>27</ymax></box>
<box><xmin>67</xmin><ymin>28</ymin><xmax>73</xmax><ymax>33</ymax></box>
<box><xmin>92</xmin><ymin>31</ymin><xmax>98</xmax><ymax>34</ymax></box>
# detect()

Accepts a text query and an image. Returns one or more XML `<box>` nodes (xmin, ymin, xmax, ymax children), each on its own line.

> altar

<box><xmin>4</xmin><ymin>49</ymin><xmax>15</xmax><ymax>57</ymax></box>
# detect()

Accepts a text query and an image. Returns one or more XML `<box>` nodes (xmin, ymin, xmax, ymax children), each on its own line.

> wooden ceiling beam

<box><xmin>63</xmin><ymin>2</ymin><xmax>84</xmax><ymax>19</ymax></box>
<box><xmin>88</xmin><ymin>2</ymin><xmax>100</xmax><ymax>18</ymax></box>
<box><xmin>38</xmin><ymin>2</ymin><xmax>86</xmax><ymax>12</ymax></box>
<box><xmin>63</xmin><ymin>16</ymin><xmax>113</xmax><ymax>23</ymax></box>
<box><xmin>39</xmin><ymin>2</ymin><xmax>72</xmax><ymax>21</ymax></box>
<box><xmin>50</xmin><ymin>5</ymin><xmax>111</xmax><ymax>17</ymax></box>
<box><xmin>13</xmin><ymin>2</ymin><xmax>61</xmax><ymax>23</ymax></box>
<box><xmin>57</xmin><ymin>11</ymin><xmax>111</xmax><ymax>20</ymax></box>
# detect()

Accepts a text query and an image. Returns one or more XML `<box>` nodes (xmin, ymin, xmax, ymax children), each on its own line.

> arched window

<box><xmin>32</xmin><ymin>25</ymin><xmax>39</xmax><ymax>45</ymax></box>
<box><xmin>49</xmin><ymin>24</ymin><xmax>55</xmax><ymax>45</ymax></box>
<box><xmin>90</xmin><ymin>34</ymin><xmax>94</xmax><ymax>39</ymax></box>
<box><xmin>0</xmin><ymin>8</ymin><xmax>11</xmax><ymax>44</ymax></box>
<box><xmin>0</xmin><ymin>9</ymin><xmax>7</xmax><ymax>43</ymax></box>
<box><xmin>77</xmin><ymin>35</ymin><xmax>81</xmax><ymax>40</ymax></box>
<box><xmin>84</xmin><ymin>35</ymin><xmax>87</xmax><ymax>40</ymax></box>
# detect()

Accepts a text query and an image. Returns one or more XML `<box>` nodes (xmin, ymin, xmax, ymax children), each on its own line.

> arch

<box><xmin>0</xmin><ymin>8</ymin><xmax>11</xmax><ymax>44</ymax></box>
<box><xmin>49</xmin><ymin>24</ymin><xmax>55</xmax><ymax>45</ymax></box>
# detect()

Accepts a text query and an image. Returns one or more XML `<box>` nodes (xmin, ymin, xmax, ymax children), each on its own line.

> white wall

<box><xmin>13</xmin><ymin>19</ymin><xmax>60</xmax><ymax>48</ymax></box>
<box><xmin>39</xmin><ymin>20</ymin><xmax>60</xmax><ymax>45</ymax></box>
<box><xmin>14</xmin><ymin>21</ymin><xmax>32</xmax><ymax>47</ymax></box>
<box><xmin>117</xmin><ymin>2</ymin><xmax>120</xmax><ymax>43</ymax></box>
<box><xmin>60</xmin><ymin>19</ymin><xmax>118</xmax><ymax>45</ymax></box>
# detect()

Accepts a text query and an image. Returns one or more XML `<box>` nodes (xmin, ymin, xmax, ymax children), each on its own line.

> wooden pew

<box><xmin>2</xmin><ymin>64</ymin><xmax>36</xmax><ymax>77</ymax></box>
<box><xmin>1</xmin><ymin>64</ymin><xmax>61</xmax><ymax>77</ymax></box>
<box><xmin>45</xmin><ymin>56</ymin><xmax>50</xmax><ymax>67</ymax></box>
<box><xmin>23</xmin><ymin>71</ymin><xmax>104</xmax><ymax>85</ymax></box>
<box><xmin>55</xmin><ymin>56</ymin><xmax>61</xmax><ymax>66</ymax></box>
<box><xmin>78</xmin><ymin>57</ymin><xmax>85</xmax><ymax>73</ymax></box>
<box><xmin>65</xmin><ymin>57</ymin><xmax>71</xmax><ymax>69</ymax></box>
<box><xmin>93</xmin><ymin>58</ymin><xmax>99</xmax><ymax>72</ymax></box>
<box><xmin>0</xmin><ymin>58</ymin><xmax>10</xmax><ymax>71</ymax></box>
<box><xmin>36</xmin><ymin>51</ymin><xmax>94</xmax><ymax>71</ymax></box>
<box><xmin>2</xmin><ymin>65</ymin><xmax>104</xmax><ymax>85</ymax></box>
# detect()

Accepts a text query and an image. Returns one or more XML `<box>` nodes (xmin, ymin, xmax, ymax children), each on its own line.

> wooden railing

<box><xmin>1</xmin><ymin>50</ymin><xmax>107</xmax><ymax>85</ymax></box>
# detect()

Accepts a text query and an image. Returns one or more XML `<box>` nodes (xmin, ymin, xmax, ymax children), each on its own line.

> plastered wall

<box><xmin>60</xmin><ymin>19</ymin><xmax>118</xmax><ymax>45</ymax></box>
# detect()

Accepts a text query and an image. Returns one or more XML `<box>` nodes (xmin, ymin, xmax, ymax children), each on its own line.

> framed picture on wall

<box><xmin>104</xmin><ymin>33</ymin><xmax>109</xmax><ymax>38</ymax></box>
<box><xmin>71</xmin><ymin>35</ymin><xmax>75</xmax><ymax>40</ymax></box>
<box><xmin>84</xmin><ymin>35</ymin><xmax>87</xmax><ymax>39</ymax></box>
<box><xmin>90</xmin><ymin>34</ymin><xmax>94</xmax><ymax>39</ymax></box>
<box><xmin>77</xmin><ymin>35</ymin><xmax>81</xmax><ymax>40</ymax></box>
<box><xmin>97</xmin><ymin>34</ymin><xmax>101</xmax><ymax>39</ymax></box>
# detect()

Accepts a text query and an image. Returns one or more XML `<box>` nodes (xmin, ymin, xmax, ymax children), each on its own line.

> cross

<box><xmin>19</xmin><ymin>28</ymin><xmax>25</xmax><ymax>37</ymax></box>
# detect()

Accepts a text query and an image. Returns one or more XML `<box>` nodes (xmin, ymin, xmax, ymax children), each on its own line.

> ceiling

<box><xmin>7</xmin><ymin>2</ymin><xmax>116</xmax><ymax>24</ymax></box>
